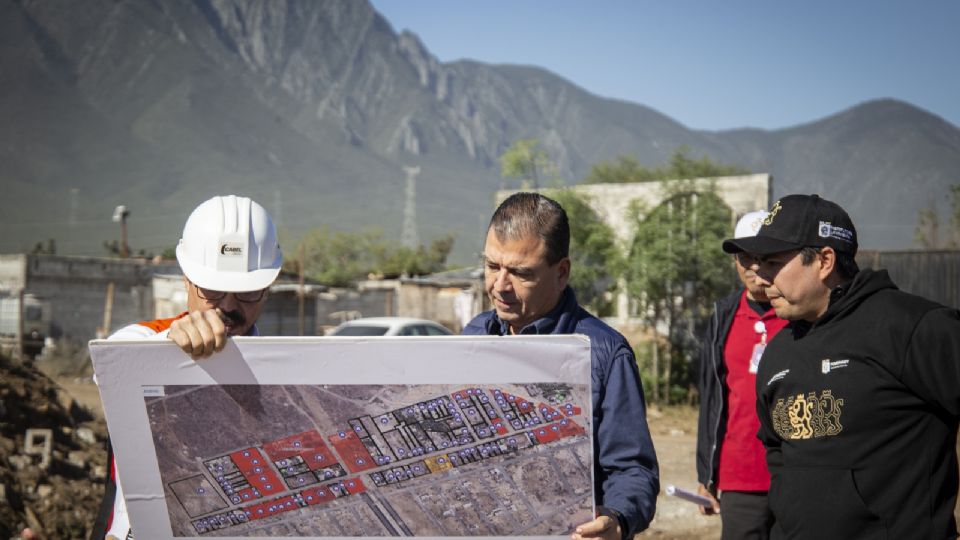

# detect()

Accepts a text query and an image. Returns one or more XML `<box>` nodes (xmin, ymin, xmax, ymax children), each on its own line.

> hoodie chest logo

<box><xmin>771</xmin><ymin>390</ymin><xmax>845</xmax><ymax>440</ymax></box>
<box><xmin>821</xmin><ymin>358</ymin><xmax>850</xmax><ymax>374</ymax></box>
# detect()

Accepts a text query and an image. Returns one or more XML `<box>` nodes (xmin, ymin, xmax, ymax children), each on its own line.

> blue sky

<box><xmin>371</xmin><ymin>1</ymin><xmax>960</xmax><ymax>131</ymax></box>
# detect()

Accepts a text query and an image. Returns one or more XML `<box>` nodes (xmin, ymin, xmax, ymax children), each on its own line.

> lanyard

<box><xmin>754</xmin><ymin>320</ymin><xmax>767</xmax><ymax>346</ymax></box>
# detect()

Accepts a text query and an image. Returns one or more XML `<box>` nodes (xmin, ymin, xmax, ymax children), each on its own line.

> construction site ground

<box><xmin>6</xmin><ymin>353</ymin><xmax>959</xmax><ymax>539</ymax></box>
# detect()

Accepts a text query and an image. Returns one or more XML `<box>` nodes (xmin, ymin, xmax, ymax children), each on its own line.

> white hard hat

<box><xmin>734</xmin><ymin>210</ymin><xmax>769</xmax><ymax>239</ymax></box>
<box><xmin>175</xmin><ymin>195</ymin><xmax>282</xmax><ymax>292</ymax></box>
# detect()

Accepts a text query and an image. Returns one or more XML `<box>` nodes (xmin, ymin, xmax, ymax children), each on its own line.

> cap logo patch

<box><xmin>220</xmin><ymin>243</ymin><xmax>244</xmax><ymax>256</ymax></box>
<box><xmin>818</xmin><ymin>221</ymin><xmax>855</xmax><ymax>244</ymax></box>
<box><xmin>764</xmin><ymin>200</ymin><xmax>782</xmax><ymax>225</ymax></box>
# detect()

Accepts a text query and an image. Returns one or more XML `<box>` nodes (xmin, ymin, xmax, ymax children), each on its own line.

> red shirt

<box><xmin>716</xmin><ymin>291</ymin><xmax>788</xmax><ymax>492</ymax></box>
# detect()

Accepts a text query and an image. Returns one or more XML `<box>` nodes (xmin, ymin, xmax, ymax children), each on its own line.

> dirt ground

<box><xmin>639</xmin><ymin>406</ymin><xmax>721</xmax><ymax>539</ymax></box>
<box><xmin>0</xmin><ymin>355</ymin><xmax>107</xmax><ymax>540</ymax></box>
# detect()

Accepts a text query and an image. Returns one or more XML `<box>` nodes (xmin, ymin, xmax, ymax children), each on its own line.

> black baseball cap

<box><xmin>722</xmin><ymin>194</ymin><xmax>858</xmax><ymax>256</ymax></box>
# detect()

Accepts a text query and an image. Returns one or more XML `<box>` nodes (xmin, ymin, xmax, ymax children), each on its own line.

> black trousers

<box><xmin>720</xmin><ymin>491</ymin><xmax>774</xmax><ymax>540</ymax></box>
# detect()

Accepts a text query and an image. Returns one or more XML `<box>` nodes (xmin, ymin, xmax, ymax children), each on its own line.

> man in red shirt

<box><xmin>90</xmin><ymin>195</ymin><xmax>283</xmax><ymax>539</ymax></box>
<box><xmin>696</xmin><ymin>211</ymin><xmax>788</xmax><ymax>539</ymax></box>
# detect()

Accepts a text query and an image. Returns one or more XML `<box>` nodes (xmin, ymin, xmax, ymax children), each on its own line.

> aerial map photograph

<box><xmin>144</xmin><ymin>383</ymin><xmax>592</xmax><ymax>537</ymax></box>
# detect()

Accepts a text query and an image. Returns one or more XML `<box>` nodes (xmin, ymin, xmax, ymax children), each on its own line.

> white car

<box><xmin>328</xmin><ymin>317</ymin><xmax>454</xmax><ymax>337</ymax></box>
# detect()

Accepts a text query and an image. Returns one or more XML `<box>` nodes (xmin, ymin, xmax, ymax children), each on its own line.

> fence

<box><xmin>857</xmin><ymin>250</ymin><xmax>960</xmax><ymax>309</ymax></box>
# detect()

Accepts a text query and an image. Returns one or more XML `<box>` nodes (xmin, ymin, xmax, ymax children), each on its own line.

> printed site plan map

<box><xmin>90</xmin><ymin>336</ymin><xmax>594</xmax><ymax>539</ymax></box>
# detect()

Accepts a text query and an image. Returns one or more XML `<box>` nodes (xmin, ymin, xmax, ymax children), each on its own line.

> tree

<box><xmin>378</xmin><ymin>235</ymin><xmax>455</xmax><ymax>278</ymax></box>
<box><xmin>545</xmin><ymin>189</ymin><xmax>621</xmax><ymax>315</ymax></box>
<box><xmin>626</xmin><ymin>180</ymin><xmax>734</xmax><ymax>404</ymax></box>
<box><xmin>914</xmin><ymin>204</ymin><xmax>941</xmax><ymax>249</ymax></box>
<box><xmin>583</xmin><ymin>156</ymin><xmax>653</xmax><ymax>184</ymax></box>
<box><xmin>102</xmin><ymin>240</ymin><xmax>156</xmax><ymax>259</ymax></box>
<box><xmin>915</xmin><ymin>185</ymin><xmax>960</xmax><ymax>248</ymax></box>
<box><xmin>577</xmin><ymin>147</ymin><xmax>748</xmax><ymax>402</ymax></box>
<box><xmin>499</xmin><ymin>139</ymin><xmax>555</xmax><ymax>189</ymax></box>
<box><xmin>291</xmin><ymin>227</ymin><xmax>455</xmax><ymax>287</ymax></box>
<box><xmin>498</xmin><ymin>143</ymin><xmax>620</xmax><ymax>313</ymax></box>
<box><xmin>31</xmin><ymin>238</ymin><xmax>56</xmax><ymax>255</ymax></box>
<box><xmin>291</xmin><ymin>227</ymin><xmax>379</xmax><ymax>286</ymax></box>
<box><xmin>583</xmin><ymin>146</ymin><xmax>751</xmax><ymax>184</ymax></box>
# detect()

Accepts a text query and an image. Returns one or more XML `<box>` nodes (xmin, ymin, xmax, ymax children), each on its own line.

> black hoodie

<box><xmin>756</xmin><ymin>269</ymin><xmax>960</xmax><ymax>539</ymax></box>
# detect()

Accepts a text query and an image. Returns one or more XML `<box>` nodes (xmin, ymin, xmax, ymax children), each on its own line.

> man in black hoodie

<box><xmin>722</xmin><ymin>194</ymin><xmax>960</xmax><ymax>540</ymax></box>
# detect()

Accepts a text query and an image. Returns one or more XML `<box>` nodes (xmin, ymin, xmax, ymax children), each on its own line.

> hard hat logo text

<box><xmin>220</xmin><ymin>244</ymin><xmax>244</xmax><ymax>256</ymax></box>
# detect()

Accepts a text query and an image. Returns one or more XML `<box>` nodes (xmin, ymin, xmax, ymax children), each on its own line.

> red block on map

<box><xmin>230</xmin><ymin>448</ymin><xmax>283</xmax><ymax>496</ymax></box>
<box><xmin>532</xmin><ymin>424</ymin><xmax>561</xmax><ymax>444</ymax></box>
<box><xmin>561</xmin><ymin>402</ymin><xmax>582</xmax><ymax>417</ymax></box>
<box><xmin>244</xmin><ymin>495</ymin><xmax>298</xmax><ymax>521</ymax></box>
<box><xmin>263</xmin><ymin>430</ymin><xmax>340</xmax><ymax>470</ymax></box>
<box><xmin>341</xmin><ymin>477</ymin><xmax>366</xmax><ymax>495</ymax></box>
<box><xmin>557</xmin><ymin>418</ymin><xmax>586</xmax><ymax>438</ymax></box>
<box><xmin>530</xmin><ymin>419</ymin><xmax>585</xmax><ymax>444</ymax></box>
<box><xmin>301</xmin><ymin>485</ymin><xmax>337</xmax><ymax>506</ymax></box>
<box><xmin>235</xmin><ymin>487</ymin><xmax>257</xmax><ymax>502</ymax></box>
<box><xmin>328</xmin><ymin>430</ymin><xmax>376</xmax><ymax>473</ymax></box>
<box><xmin>537</xmin><ymin>402</ymin><xmax>564</xmax><ymax>422</ymax></box>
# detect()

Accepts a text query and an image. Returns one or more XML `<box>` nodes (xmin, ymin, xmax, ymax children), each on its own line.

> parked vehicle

<box><xmin>0</xmin><ymin>293</ymin><xmax>52</xmax><ymax>359</ymax></box>
<box><xmin>328</xmin><ymin>317</ymin><xmax>453</xmax><ymax>337</ymax></box>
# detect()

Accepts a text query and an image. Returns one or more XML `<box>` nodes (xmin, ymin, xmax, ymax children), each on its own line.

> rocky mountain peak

<box><xmin>0</xmin><ymin>0</ymin><xmax>957</xmax><ymax>260</ymax></box>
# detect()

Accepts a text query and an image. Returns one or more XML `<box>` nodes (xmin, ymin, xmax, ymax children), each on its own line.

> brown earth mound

<box><xmin>0</xmin><ymin>352</ymin><xmax>106</xmax><ymax>539</ymax></box>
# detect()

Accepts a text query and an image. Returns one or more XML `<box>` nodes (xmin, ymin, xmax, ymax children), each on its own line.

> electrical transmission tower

<box><xmin>401</xmin><ymin>166</ymin><xmax>420</xmax><ymax>249</ymax></box>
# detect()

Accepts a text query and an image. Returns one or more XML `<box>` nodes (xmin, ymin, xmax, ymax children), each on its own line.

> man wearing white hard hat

<box><xmin>91</xmin><ymin>195</ymin><xmax>282</xmax><ymax>540</ymax></box>
<box><xmin>694</xmin><ymin>211</ymin><xmax>787</xmax><ymax>540</ymax></box>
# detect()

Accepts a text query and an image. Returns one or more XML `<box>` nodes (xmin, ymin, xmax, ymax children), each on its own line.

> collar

<box><xmin>744</xmin><ymin>293</ymin><xmax>773</xmax><ymax>317</ymax></box>
<box><xmin>492</xmin><ymin>286</ymin><xmax>575</xmax><ymax>335</ymax></box>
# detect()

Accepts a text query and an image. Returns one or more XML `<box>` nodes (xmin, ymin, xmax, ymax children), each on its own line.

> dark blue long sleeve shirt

<box><xmin>462</xmin><ymin>287</ymin><xmax>659</xmax><ymax>536</ymax></box>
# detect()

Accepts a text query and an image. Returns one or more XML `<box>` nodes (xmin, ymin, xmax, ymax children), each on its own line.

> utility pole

<box><xmin>112</xmin><ymin>205</ymin><xmax>130</xmax><ymax>258</ymax></box>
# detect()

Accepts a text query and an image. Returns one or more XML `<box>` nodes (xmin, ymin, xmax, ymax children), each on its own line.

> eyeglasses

<box><xmin>194</xmin><ymin>284</ymin><xmax>267</xmax><ymax>303</ymax></box>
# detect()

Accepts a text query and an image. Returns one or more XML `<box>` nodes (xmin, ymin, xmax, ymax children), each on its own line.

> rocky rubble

<box><xmin>0</xmin><ymin>352</ymin><xmax>106</xmax><ymax>539</ymax></box>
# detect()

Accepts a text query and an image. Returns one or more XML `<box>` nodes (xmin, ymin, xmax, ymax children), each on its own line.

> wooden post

<box><xmin>16</xmin><ymin>288</ymin><xmax>25</xmax><ymax>362</ymax></box>
<box><xmin>298</xmin><ymin>244</ymin><xmax>305</xmax><ymax>336</ymax></box>
<box><xmin>101</xmin><ymin>282</ymin><xmax>115</xmax><ymax>337</ymax></box>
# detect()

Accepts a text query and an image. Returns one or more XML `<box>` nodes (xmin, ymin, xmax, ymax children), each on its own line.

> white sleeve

<box><xmin>107</xmin><ymin>324</ymin><xmax>170</xmax><ymax>340</ymax></box>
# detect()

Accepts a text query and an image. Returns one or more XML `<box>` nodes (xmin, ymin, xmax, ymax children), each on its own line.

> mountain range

<box><xmin>2</xmin><ymin>0</ymin><xmax>958</xmax><ymax>263</ymax></box>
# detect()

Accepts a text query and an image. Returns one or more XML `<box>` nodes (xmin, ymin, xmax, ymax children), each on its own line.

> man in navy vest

<box><xmin>462</xmin><ymin>192</ymin><xmax>659</xmax><ymax>539</ymax></box>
